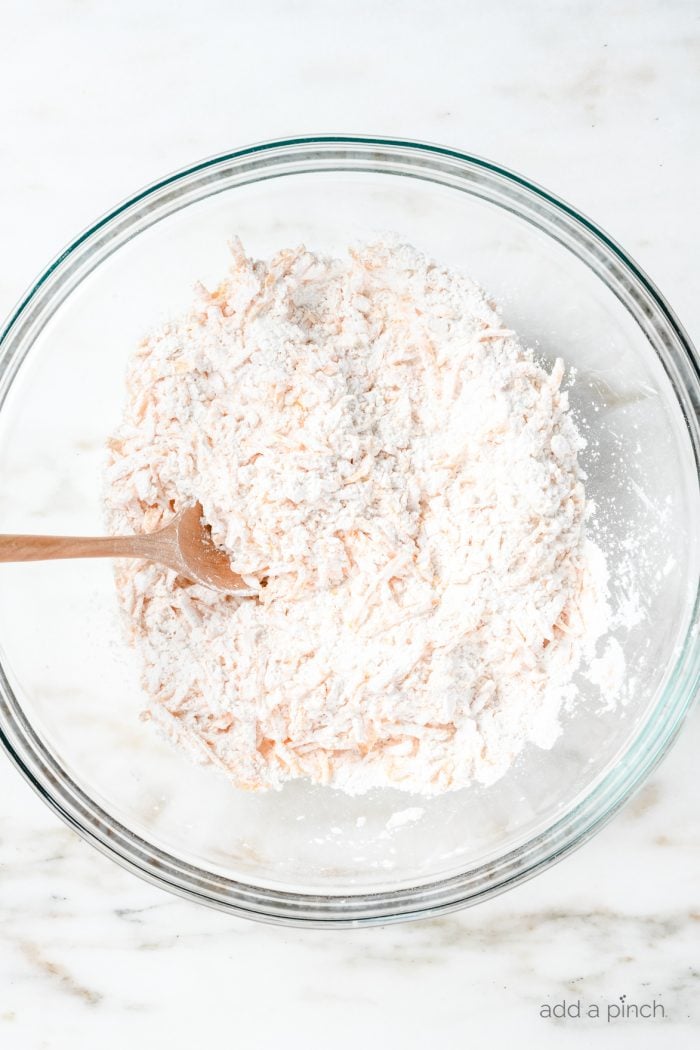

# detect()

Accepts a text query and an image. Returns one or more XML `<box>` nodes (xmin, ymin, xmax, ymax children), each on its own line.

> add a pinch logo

<box><xmin>539</xmin><ymin>995</ymin><xmax>666</xmax><ymax>1022</ymax></box>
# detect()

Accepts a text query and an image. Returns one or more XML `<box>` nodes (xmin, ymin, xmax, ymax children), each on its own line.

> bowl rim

<box><xmin>1</xmin><ymin>133</ymin><xmax>698</xmax><ymax>928</ymax></box>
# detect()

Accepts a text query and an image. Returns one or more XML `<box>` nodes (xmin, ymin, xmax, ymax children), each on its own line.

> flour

<box><xmin>386</xmin><ymin>807</ymin><xmax>425</xmax><ymax>830</ymax></box>
<box><xmin>105</xmin><ymin>238</ymin><xmax>617</xmax><ymax>795</ymax></box>
<box><xmin>585</xmin><ymin>637</ymin><xmax>626</xmax><ymax>705</ymax></box>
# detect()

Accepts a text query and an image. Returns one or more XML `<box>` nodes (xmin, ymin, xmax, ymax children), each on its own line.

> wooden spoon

<box><xmin>0</xmin><ymin>502</ymin><xmax>249</xmax><ymax>593</ymax></box>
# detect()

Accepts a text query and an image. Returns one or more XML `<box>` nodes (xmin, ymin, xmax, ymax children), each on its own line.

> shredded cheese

<box><xmin>105</xmin><ymin>239</ymin><xmax>614</xmax><ymax>795</ymax></box>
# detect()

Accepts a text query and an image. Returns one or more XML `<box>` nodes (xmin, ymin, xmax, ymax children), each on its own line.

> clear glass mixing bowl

<box><xmin>0</xmin><ymin>136</ymin><xmax>698</xmax><ymax>927</ymax></box>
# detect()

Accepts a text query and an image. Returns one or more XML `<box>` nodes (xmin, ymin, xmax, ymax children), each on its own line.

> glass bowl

<box><xmin>0</xmin><ymin>136</ymin><xmax>698</xmax><ymax>928</ymax></box>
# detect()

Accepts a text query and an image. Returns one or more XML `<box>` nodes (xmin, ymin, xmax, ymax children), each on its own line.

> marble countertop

<box><xmin>0</xmin><ymin>1</ymin><xmax>698</xmax><ymax>1047</ymax></box>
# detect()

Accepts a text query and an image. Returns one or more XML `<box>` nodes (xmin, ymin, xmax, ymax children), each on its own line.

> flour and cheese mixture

<box><xmin>105</xmin><ymin>239</ymin><xmax>615</xmax><ymax>795</ymax></box>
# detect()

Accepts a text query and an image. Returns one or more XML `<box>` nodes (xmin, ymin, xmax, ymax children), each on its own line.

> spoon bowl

<box><xmin>165</xmin><ymin>503</ymin><xmax>251</xmax><ymax>592</ymax></box>
<box><xmin>0</xmin><ymin>501</ymin><xmax>249</xmax><ymax>593</ymax></box>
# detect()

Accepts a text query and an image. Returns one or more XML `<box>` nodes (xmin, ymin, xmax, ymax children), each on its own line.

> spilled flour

<box><xmin>105</xmin><ymin>238</ymin><xmax>617</xmax><ymax>795</ymax></box>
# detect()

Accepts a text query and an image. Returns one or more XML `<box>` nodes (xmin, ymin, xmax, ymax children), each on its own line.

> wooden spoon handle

<box><xmin>0</xmin><ymin>532</ymin><xmax>154</xmax><ymax>563</ymax></box>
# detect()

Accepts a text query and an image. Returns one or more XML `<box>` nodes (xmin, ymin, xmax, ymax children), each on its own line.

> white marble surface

<box><xmin>0</xmin><ymin>1</ymin><xmax>699</xmax><ymax>1047</ymax></box>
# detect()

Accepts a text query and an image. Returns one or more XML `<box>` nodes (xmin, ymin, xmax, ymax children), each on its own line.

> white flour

<box><xmin>105</xmin><ymin>238</ymin><xmax>615</xmax><ymax>795</ymax></box>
